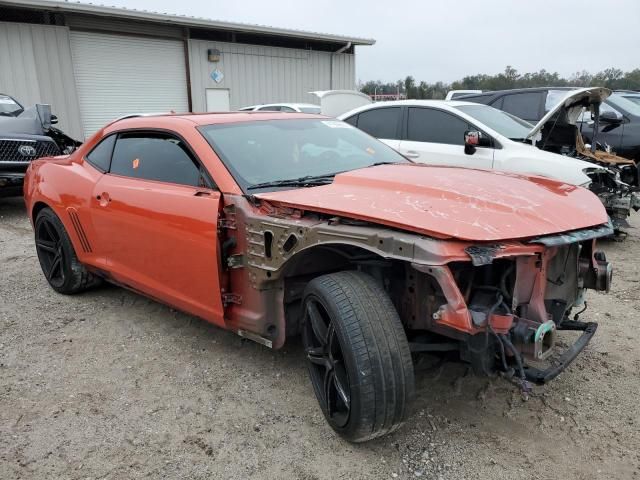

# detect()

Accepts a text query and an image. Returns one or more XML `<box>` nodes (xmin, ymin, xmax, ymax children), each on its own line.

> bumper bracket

<box><xmin>523</xmin><ymin>321</ymin><xmax>598</xmax><ymax>385</ymax></box>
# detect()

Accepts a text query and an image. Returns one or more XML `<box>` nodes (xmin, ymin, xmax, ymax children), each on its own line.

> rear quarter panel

<box><xmin>25</xmin><ymin>154</ymin><xmax>104</xmax><ymax>266</ymax></box>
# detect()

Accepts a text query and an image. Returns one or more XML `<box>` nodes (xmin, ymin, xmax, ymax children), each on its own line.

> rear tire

<box><xmin>34</xmin><ymin>207</ymin><xmax>100</xmax><ymax>294</ymax></box>
<box><xmin>302</xmin><ymin>271</ymin><xmax>415</xmax><ymax>442</ymax></box>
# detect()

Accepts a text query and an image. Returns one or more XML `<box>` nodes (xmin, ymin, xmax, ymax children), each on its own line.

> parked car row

<box><xmin>458</xmin><ymin>87</ymin><xmax>640</xmax><ymax>168</ymax></box>
<box><xmin>21</xmin><ymin>99</ymin><xmax>615</xmax><ymax>442</ymax></box>
<box><xmin>338</xmin><ymin>88</ymin><xmax>640</xmax><ymax>229</ymax></box>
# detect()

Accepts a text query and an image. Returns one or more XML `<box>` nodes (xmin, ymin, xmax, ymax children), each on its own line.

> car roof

<box><xmin>109</xmin><ymin>111</ymin><xmax>327</xmax><ymax>129</ymax></box>
<box><xmin>337</xmin><ymin>99</ymin><xmax>480</xmax><ymax>118</ymax></box>
<box><xmin>458</xmin><ymin>86</ymin><xmax>577</xmax><ymax>98</ymax></box>
<box><xmin>242</xmin><ymin>102</ymin><xmax>321</xmax><ymax>109</ymax></box>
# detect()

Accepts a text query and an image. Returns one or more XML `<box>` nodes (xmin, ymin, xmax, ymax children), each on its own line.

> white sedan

<box><xmin>238</xmin><ymin>103</ymin><xmax>321</xmax><ymax>114</ymax></box>
<box><xmin>338</xmin><ymin>93</ymin><xmax>602</xmax><ymax>186</ymax></box>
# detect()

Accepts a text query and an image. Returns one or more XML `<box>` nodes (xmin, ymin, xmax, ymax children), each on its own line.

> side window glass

<box><xmin>343</xmin><ymin>114</ymin><xmax>358</xmax><ymax>126</ymax></box>
<box><xmin>500</xmin><ymin>92</ymin><xmax>544</xmax><ymax>121</ymax></box>
<box><xmin>492</xmin><ymin>97</ymin><xmax>504</xmax><ymax>110</ymax></box>
<box><xmin>579</xmin><ymin>102</ymin><xmax>621</xmax><ymax>122</ymax></box>
<box><xmin>407</xmin><ymin>108</ymin><xmax>470</xmax><ymax>145</ymax></box>
<box><xmin>86</xmin><ymin>135</ymin><xmax>116</xmax><ymax>172</ymax></box>
<box><xmin>356</xmin><ymin>107</ymin><xmax>401</xmax><ymax>139</ymax></box>
<box><xmin>110</xmin><ymin>133</ymin><xmax>202</xmax><ymax>187</ymax></box>
<box><xmin>280</xmin><ymin>106</ymin><xmax>296</xmax><ymax>112</ymax></box>
<box><xmin>258</xmin><ymin>106</ymin><xmax>281</xmax><ymax>111</ymax></box>
<box><xmin>545</xmin><ymin>90</ymin><xmax>569</xmax><ymax>112</ymax></box>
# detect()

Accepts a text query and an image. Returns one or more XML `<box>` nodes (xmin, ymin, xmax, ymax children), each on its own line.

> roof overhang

<box><xmin>0</xmin><ymin>0</ymin><xmax>376</xmax><ymax>46</ymax></box>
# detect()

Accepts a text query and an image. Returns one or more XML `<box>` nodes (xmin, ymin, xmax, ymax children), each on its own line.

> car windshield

<box><xmin>455</xmin><ymin>104</ymin><xmax>533</xmax><ymax>140</ymax></box>
<box><xmin>0</xmin><ymin>95</ymin><xmax>23</xmax><ymax>116</ymax></box>
<box><xmin>623</xmin><ymin>96</ymin><xmax>640</xmax><ymax>107</ymax></box>
<box><xmin>299</xmin><ymin>106</ymin><xmax>322</xmax><ymax>114</ymax></box>
<box><xmin>608</xmin><ymin>93</ymin><xmax>640</xmax><ymax>116</ymax></box>
<box><xmin>199</xmin><ymin>118</ymin><xmax>408</xmax><ymax>191</ymax></box>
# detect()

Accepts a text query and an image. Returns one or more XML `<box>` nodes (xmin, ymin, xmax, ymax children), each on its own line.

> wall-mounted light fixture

<box><xmin>207</xmin><ymin>48</ymin><xmax>221</xmax><ymax>63</ymax></box>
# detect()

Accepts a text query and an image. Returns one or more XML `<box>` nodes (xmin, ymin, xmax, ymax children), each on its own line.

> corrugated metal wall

<box><xmin>0</xmin><ymin>22</ymin><xmax>83</xmax><ymax>139</ymax></box>
<box><xmin>188</xmin><ymin>39</ymin><xmax>355</xmax><ymax>111</ymax></box>
<box><xmin>0</xmin><ymin>20</ymin><xmax>358</xmax><ymax>137</ymax></box>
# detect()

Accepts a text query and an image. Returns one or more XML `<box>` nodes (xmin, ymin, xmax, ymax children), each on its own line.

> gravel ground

<box><xmin>1</xmin><ymin>196</ymin><xmax>639</xmax><ymax>480</ymax></box>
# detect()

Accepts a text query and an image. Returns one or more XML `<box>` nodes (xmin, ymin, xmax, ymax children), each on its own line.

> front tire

<box><xmin>302</xmin><ymin>271</ymin><xmax>415</xmax><ymax>442</ymax></box>
<box><xmin>34</xmin><ymin>207</ymin><xmax>100</xmax><ymax>294</ymax></box>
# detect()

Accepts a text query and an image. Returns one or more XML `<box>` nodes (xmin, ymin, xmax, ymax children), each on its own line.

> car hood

<box><xmin>0</xmin><ymin>105</ymin><xmax>47</xmax><ymax>136</ymax></box>
<box><xmin>526</xmin><ymin>87</ymin><xmax>611</xmax><ymax>140</ymax></box>
<box><xmin>255</xmin><ymin>164</ymin><xmax>608</xmax><ymax>241</ymax></box>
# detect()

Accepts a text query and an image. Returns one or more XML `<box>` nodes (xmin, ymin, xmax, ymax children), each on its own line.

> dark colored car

<box><xmin>0</xmin><ymin>94</ymin><xmax>79</xmax><ymax>197</ymax></box>
<box><xmin>617</xmin><ymin>90</ymin><xmax>640</xmax><ymax>107</ymax></box>
<box><xmin>459</xmin><ymin>87</ymin><xmax>640</xmax><ymax>168</ymax></box>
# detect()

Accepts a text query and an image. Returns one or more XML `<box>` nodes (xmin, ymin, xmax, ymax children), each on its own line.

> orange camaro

<box><xmin>24</xmin><ymin>113</ymin><xmax>613</xmax><ymax>442</ymax></box>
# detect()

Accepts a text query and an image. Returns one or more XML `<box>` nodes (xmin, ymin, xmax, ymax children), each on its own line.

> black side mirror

<box><xmin>51</xmin><ymin>114</ymin><xmax>58</xmax><ymax>125</ymax></box>
<box><xmin>599</xmin><ymin>110</ymin><xmax>623</xmax><ymax>124</ymax></box>
<box><xmin>464</xmin><ymin>130</ymin><xmax>490</xmax><ymax>155</ymax></box>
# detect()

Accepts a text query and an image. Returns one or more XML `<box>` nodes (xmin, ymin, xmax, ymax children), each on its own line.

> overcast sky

<box><xmin>85</xmin><ymin>0</ymin><xmax>640</xmax><ymax>84</ymax></box>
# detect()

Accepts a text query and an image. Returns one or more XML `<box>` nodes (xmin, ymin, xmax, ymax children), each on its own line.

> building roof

<box><xmin>0</xmin><ymin>0</ymin><xmax>376</xmax><ymax>46</ymax></box>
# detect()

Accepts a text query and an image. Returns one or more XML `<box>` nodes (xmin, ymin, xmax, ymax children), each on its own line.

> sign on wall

<box><xmin>211</xmin><ymin>69</ymin><xmax>224</xmax><ymax>84</ymax></box>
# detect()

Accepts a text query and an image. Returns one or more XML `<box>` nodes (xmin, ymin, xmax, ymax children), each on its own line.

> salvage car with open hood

<box><xmin>459</xmin><ymin>86</ymin><xmax>640</xmax><ymax>168</ymax></box>
<box><xmin>525</xmin><ymin>88</ymin><xmax>639</xmax><ymax>227</ymax></box>
<box><xmin>24</xmin><ymin>112</ymin><xmax>613</xmax><ymax>442</ymax></box>
<box><xmin>339</xmin><ymin>90</ymin><xmax>640</xmax><ymax>228</ymax></box>
<box><xmin>0</xmin><ymin>94</ymin><xmax>80</xmax><ymax>197</ymax></box>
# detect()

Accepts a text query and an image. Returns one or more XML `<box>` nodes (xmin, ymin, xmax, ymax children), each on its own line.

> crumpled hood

<box><xmin>0</xmin><ymin>105</ymin><xmax>49</xmax><ymax>136</ymax></box>
<box><xmin>255</xmin><ymin>164</ymin><xmax>608</xmax><ymax>241</ymax></box>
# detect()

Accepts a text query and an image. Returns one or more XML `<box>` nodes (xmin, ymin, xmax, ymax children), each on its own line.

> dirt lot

<box><xmin>1</xmin><ymin>196</ymin><xmax>639</xmax><ymax>480</ymax></box>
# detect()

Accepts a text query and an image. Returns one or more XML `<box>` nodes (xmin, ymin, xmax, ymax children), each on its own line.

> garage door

<box><xmin>70</xmin><ymin>31</ymin><xmax>189</xmax><ymax>139</ymax></box>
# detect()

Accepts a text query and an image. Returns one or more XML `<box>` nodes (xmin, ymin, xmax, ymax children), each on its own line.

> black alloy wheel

<box><xmin>34</xmin><ymin>207</ymin><xmax>100</xmax><ymax>294</ymax></box>
<box><xmin>302</xmin><ymin>271</ymin><xmax>415</xmax><ymax>442</ymax></box>
<box><xmin>35</xmin><ymin>215</ymin><xmax>67</xmax><ymax>288</ymax></box>
<box><xmin>304</xmin><ymin>296</ymin><xmax>352</xmax><ymax>428</ymax></box>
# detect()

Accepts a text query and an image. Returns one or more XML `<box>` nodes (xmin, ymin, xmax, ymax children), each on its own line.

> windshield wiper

<box><xmin>247</xmin><ymin>174</ymin><xmax>337</xmax><ymax>190</ymax></box>
<box><xmin>370</xmin><ymin>161</ymin><xmax>401</xmax><ymax>166</ymax></box>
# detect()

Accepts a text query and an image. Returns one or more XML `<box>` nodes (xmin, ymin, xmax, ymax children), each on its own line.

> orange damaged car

<box><xmin>24</xmin><ymin>112</ymin><xmax>613</xmax><ymax>442</ymax></box>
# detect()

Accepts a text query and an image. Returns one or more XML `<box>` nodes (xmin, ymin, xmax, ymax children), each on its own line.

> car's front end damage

<box><xmin>216</xmin><ymin>164</ymin><xmax>613</xmax><ymax>393</ymax></box>
<box><xmin>526</xmin><ymin>87</ymin><xmax>640</xmax><ymax>228</ymax></box>
<box><xmin>0</xmin><ymin>95</ymin><xmax>80</xmax><ymax>197</ymax></box>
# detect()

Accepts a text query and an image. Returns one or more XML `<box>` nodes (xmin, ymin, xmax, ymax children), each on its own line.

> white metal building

<box><xmin>0</xmin><ymin>0</ymin><xmax>374</xmax><ymax>140</ymax></box>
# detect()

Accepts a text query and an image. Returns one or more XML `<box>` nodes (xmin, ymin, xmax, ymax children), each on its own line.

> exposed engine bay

<box><xmin>219</xmin><ymin>197</ymin><xmax>613</xmax><ymax>396</ymax></box>
<box><xmin>533</xmin><ymin>92</ymin><xmax>640</xmax><ymax>229</ymax></box>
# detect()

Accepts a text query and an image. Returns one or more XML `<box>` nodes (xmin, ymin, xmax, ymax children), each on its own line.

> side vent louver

<box><xmin>68</xmin><ymin>209</ymin><xmax>92</xmax><ymax>253</ymax></box>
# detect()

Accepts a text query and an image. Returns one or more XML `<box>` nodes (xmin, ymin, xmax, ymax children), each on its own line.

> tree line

<box><xmin>359</xmin><ymin>66</ymin><xmax>640</xmax><ymax>99</ymax></box>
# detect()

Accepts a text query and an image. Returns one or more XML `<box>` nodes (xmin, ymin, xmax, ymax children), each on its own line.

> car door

<box><xmin>577</xmin><ymin>102</ymin><xmax>624</xmax><ymax>153</ymax></box>
<box><xmin>398</xmin><ymin>107</ymin><xmax>494</xmax><ymax>169</ymax></box>
<box><xmin>343</xmin><ymin>107</ymin><xmax>402</xmax><ymax>150</ymax></box>
<box><xmin>89</xmin><ymin>131</ymin><xmax>225</xmax><ymax>325</ymax></box>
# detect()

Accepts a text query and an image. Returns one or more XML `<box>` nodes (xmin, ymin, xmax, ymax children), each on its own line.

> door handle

<box><xmin>194</xmin><ymin>190</ymin><xmax>212</xmax><ymax>197</ymax></box>
<box><xmin>404</xmin><ymin>151</ymin><xmax>420</xmax><ymax>159</ymax></box>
